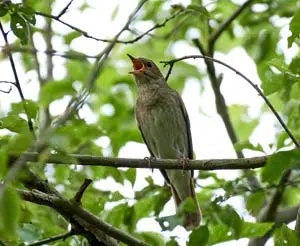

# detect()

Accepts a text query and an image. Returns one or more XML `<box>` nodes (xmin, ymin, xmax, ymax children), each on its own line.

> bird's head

<box><xmin>127</xmin><ymin>54</ymin><xmax>165</xmax><ymax>86</ymax></box>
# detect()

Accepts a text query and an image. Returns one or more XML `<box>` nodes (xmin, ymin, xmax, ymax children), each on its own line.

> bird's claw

<box><xmin>180</xmin><ymin>157</ymin><xmax>189</xmax><ymax>175</ymax></box>
<box><xmin>144</xmin><ymin>156</ymin><xmax>156</xmax><ymax>170</ymax></box>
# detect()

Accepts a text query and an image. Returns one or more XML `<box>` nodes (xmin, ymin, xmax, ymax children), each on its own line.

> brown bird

<box><xmin>128</xmin><ymin>54</ymin><xmax>201</xmax><ymax>230</ymax></box>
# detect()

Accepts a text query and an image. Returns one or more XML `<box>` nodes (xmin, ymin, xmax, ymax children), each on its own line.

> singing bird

<box><xmin>128</xmin><ymin>54</ymin><xmax>201</xmax><ymax>229</ymax></box>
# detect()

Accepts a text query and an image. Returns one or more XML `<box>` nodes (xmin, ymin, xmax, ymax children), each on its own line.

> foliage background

<box><xmin>0</xmin><ymin>0</ymin><xmax>300</xmax><ymax>245</ymax></box>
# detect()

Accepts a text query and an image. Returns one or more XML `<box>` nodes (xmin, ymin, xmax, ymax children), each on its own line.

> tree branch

<box><xmin>209</xmin><ymin>0</ymin><xmax>255</xmax><ymax>48</ymax></box>
<box><xmin>26</xmin><ymin>231</ymin><xmax>75</xmax><ymax>246</ymax></box>
<box><xmin>248</xmin><ymin>169</ymin><xmax>292</xmax><ymax>246</ymax></box>
<box><xmin>35</xmin><ymin>7</ymin><xmax>182</xmax><ymax>44</ymax></box>
<box><xmin>0</xmin><ymin>22</ymin><xmax>36</xmax><ymax>138</ymax></box>
<box><xmin>72</xmin><ymin>178</ymin><xmax>92</xmax><ymax>204</ymax></box>
<box><xmin>8</xmin><ymin>152</ymin><xmax>268</xmax><ymax>170</ymax></box>
<box><xmin>0</xmin><ymin>86</ymin><xmax>12</xmax><ymax>93</ymax></box>
<box><xmin>57</xmin><ymin>0</ymin><xmax>74</xmax><ymax>18</ymax></box>
<box><xmin>18</xmin><ymin>188</ymin><xmax>148</xmax><ymax>246</ymax></box>
<box><xmin>276</xmin><ymin>205</ymin><xmax>299</xmax><ymax>225</ymax></box>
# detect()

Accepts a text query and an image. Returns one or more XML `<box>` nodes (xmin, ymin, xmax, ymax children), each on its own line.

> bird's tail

<box><xmin>170</xmin><ymin>176</ymin><xmax>201</xmax><ymax>230</ymax></box>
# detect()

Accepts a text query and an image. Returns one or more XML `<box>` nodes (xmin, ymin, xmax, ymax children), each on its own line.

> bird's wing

<box><xmin>175</xmin><ymin>92</ymin><xmax>193</xmax><ymax>160</ymax></box>
<box><xmin>136</xmin><ymin>107</ymin><xmax>170</xmax><ymax>183</ymax></box>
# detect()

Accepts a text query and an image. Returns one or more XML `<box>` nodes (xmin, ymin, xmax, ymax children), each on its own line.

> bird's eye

<box><xmin>146</xmin><ymin>62</ymin><xmax>152</xmax><ymax>67</ymax></box>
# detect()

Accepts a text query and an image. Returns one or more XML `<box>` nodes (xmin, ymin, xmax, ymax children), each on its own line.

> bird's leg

<box><xmin>179</xmin><ymin>157</ymin><xmax>189</xmax><ymax>175</ymax></box>
<box><xmin>144</xmin><ymin>156</ymin><xmax>156</xmax><ymax>171</ymax></box>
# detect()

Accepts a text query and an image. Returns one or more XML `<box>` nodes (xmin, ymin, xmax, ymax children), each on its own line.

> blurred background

<box><xmin>0</xmin><ymin>0</ymin><xmax>300</xmax><ymax>245</ymax></box>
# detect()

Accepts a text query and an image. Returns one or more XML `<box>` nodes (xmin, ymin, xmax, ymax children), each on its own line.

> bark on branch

<box><xmin>8</xmin><ymin>152</ymin><xmax>268</xmax><ymax>170</ymax></box>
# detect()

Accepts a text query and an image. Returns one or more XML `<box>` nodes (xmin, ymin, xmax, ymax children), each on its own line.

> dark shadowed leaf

<box><xmin>138</xmin><ymin>231</ymin><xmax>165</xmax><ymax>246</ymax></box>
<box><xmin>274</xmin><ymin>224</ymin><xmax>298</xmax><ymax>246</ymax></box>
<box><xmin>10</xmin><ymin>13</ymin><xmax>28</xmax><ymax>44</ymax></box>
<box><xmin>188</xmin><ymin>225</ymin><xmax>209</xmax><ymax>246</ymax></box>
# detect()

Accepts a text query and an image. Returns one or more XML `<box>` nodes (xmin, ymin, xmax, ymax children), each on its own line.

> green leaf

<box><xmin>188</xmin><ymin>225</ymin><xmax>209</xmax><ymax>246</ymax></box>
<box><xmin>106</xmin><ymin>203</ymin><xmax>128</xmax><ymax>227</ymax></box>
<box><xmin>64</xmin><ymin>32</ymin><xmax>81</xmax><ymax>45</ymax></box>
<box><xmin>0</xmin><ymin>114</ymin><xmax>30</xmax><ymax>133</ymax></box>
<box><xmin>110</xmin><ymin>191</ymin><xmax>124</xmax><ymax>201</ymax></box>
<box><xmin>19</xmin><ymin>6</ymin><xmax>36</xmax><ymax>25</ymax></box>
<box><xmin>239</xmin><ymin>222</ymin><xmax>273</xmax><ymax>238</ymax></box>
<box><xmin>290</xmin><ymin>81</ymin><xmax>300</xmax><ymax>99</ymax></box>
<box><xmin>235</xmin><ymin>140</ymin><xmax>264</xmax><ymax>153</ymax></box>
<box><xmin>11</xmin><ymin>100</ymin><xmax>38</xmax><ymax>120</ymax></box>
<box><xmin>111</xmin><ymin>4</ymin><xmax>119</xmax><ymax>21</ymax></box>
<box><xmin>133</xmin><ymin>196</ymin><xmax>155</xmax><ymax>225</ymax></box>
<box><xmin>229</xmin><ymin>105</ymin><xmax>259</xmax><ymax>141</ymax></box>
<box><xmin>178</xmin><ymin>197</ymin><xmax>198</xmax><ymax>215</ymax></box>
<box><xmin>6</xmin><ymin>132</ymin><xmax>33</xmax><ymax>152</ymax></box>
<box><xmin>186</xmin><ymin>5</ymin><xmax>209</xmax><ymax>17</ymax></box>
<box><xmin>123</xmin><ymin>168</ymin><xmax>136</xmax><ymax>186</ymax></box>
<box><xmin>166</xmin><ymin>237</ymin><xmax>180</xmax><ymax>246</ymax></box>
<box><xmin>289</xmin><ymin>56</ymin><xmax>300</xmax><ymax>75</ymax></box>
<box><xmin>0</xmin><ymin>187</ymin><xmax>21</xmax><ymax>238</ymax></box>
<box><xmin>220</xmin><ymin>205</ymin><xmax>242</xmax><ymax>238</ymax></box>
<box><xmin>55</xmin><ymin>165</ymin><xmax>70</xmax><ymax>183</ymax></box>
<box><xmin>138</xmin><ymin>231</ymin><xmax>165</xmax><ymax>246</ymax></box>
<box><xmin>209</xmin><ymin>223</ymin><xmax>232</xmax><ymax>244</ymax></box>
<box><xmin>0</xmin><ymin>4</ymin><xmax>8</xmax><ymax>17</ymax></box>
<box><xmin>268</xmin><ymin>58</ymin><xmax>288</xmax><ymax>72</ymax></box>
<box><xmin>0</xmin><ymin>150</ymin><xmax>7</xmax><ymax>179</ymax></box>
<box><xmin>261</xmin><ymin>72</ymin><xmax>285</xmax><ymax>96</ymax></box>
<box><xmin>39</xmin><ymin>80</ymin><xmax>76</xmax><ymax>106</ymax></box>
<box><xmin>261</xmin><ymin>150</ymin><xmax>300</xmax><ymax>183</ymax></box>
<box><xmin>288</xmin><ymin>9</ymin><xmax>300</xmax><ymax>47</ymax></box>
<box><xmin>274</xmin><ymin>224</ymin><xmax>298</xmax><ymax>246</ymax></box>
<box><xmin>10</xmin><ymin>13</ymin><xmax>28</xmax><ymax>44</ymax></box>
<box><xmin>246</xmin><ymin>192</ymin><xmax>265</xmax><ymax>216</ymax></box>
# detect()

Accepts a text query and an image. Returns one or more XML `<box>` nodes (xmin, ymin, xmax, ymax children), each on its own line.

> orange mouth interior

<box><xmin>133</xmin><ymin>60</ymin><xmax>144</xmax><ymax>71</ymax></box>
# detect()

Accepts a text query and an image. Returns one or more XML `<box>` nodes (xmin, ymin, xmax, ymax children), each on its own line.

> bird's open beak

<box><xmin>127</xmin><ymin>54</ymin><xmax>145</xmax><ymax>74</ymax></box>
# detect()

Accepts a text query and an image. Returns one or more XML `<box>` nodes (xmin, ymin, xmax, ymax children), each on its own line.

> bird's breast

<box><xmin>136</xmin><ymin>89</ymin><xmax>188</xmax><ymax>159</ymax></box>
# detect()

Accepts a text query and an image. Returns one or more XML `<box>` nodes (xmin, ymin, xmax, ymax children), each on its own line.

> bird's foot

<box><xmin>144</xmin><ymin>156</ymin><xmax>156</xmax><ymax>170</ymax></box>
<box><xmin>180</xmin><ymin>157</ymin><xmax>189</xmax><ymax>175</ymax></box>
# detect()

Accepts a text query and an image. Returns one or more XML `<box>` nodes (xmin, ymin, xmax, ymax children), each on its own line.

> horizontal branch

<box><xmin>9</xmin><ymin>152</ymin><xmax>268</xmax><ymax>170</ymax></box>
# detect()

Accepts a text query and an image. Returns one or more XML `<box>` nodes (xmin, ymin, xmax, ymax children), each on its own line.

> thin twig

<box><xmin>0</xmin><ymin>86</ymin><xmax>12</xmax><ymax>93</ymax></box>
<box><xmin>26</xmin><ymin>231</ymin><xmax>75</xmax><ymax>246</ymax></box>
<box><xmin>73</xmin><ymin>178</ymin><xmax>92</xmax><ymax>203</ymax></box>
<box><xmin>35</xmin><ymin>9</ymin><xmax>182</xmax><ymax>44</ymax></box>
<box><xmin>209</xmin><ymin>0</ymin><xmax>255</xmax><ymax>49</ymax></box>
<box><xmin>57</xmin><ymin>0</ymin><xmax>74</xmax><ymax>18</ymax></box>
<box><xmin>0</xmin><ymin>22</ymin><xmax>36</xmax><ymax>138</ymax></box>
<box><xmin>161</xmin><ymin>55</ymin><xmax>300</xmax><ymax>148</ymax></box>
<box><xmin>0</xmin><ymin>80</ymin><xmax>15</xmax><ymax>85</ymax></box>
<box><xmin>8</xmin><ymin>152</ymin><xmax>268</xmax><ymax>170</ymax></box>
<box><xmin>164</xmin><ymin>62</ymin><xmax>174</xmax><ymax>81</ymax></box>
<box><xmin>295</xmin><ymin>206</ymin><xmax>300</xmax><ymax>237</ymax></box>
<box><xmin>10</xmin><ymin>46</ymin><xmax>97</xmax><ymax>60</ymax></box>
